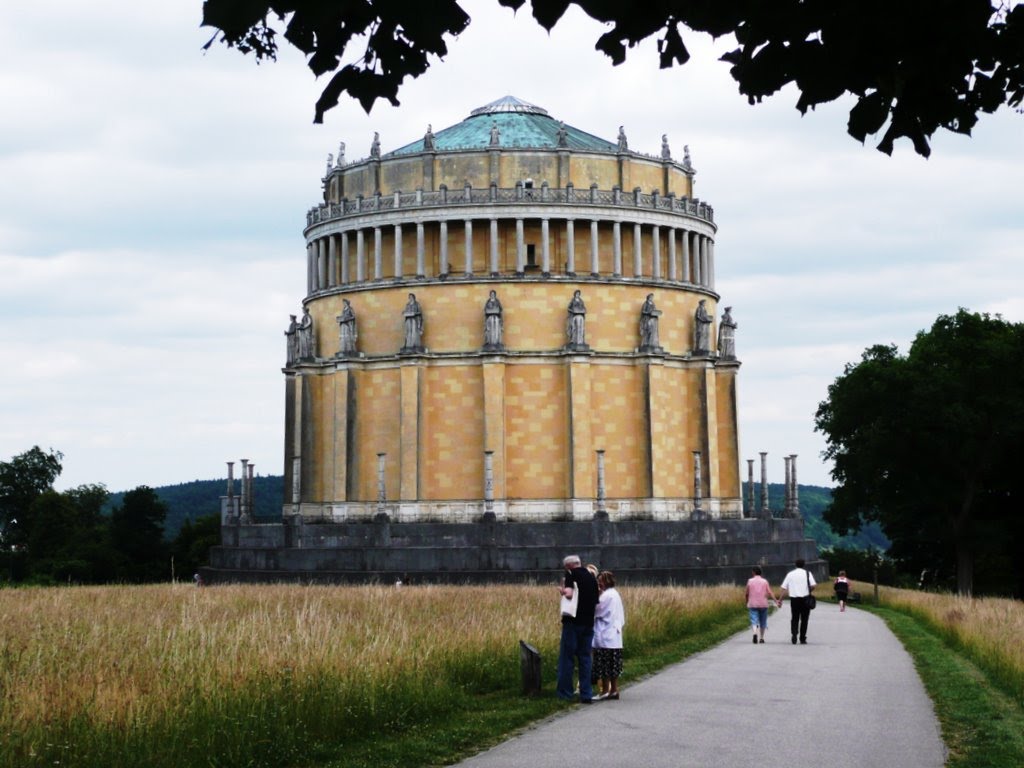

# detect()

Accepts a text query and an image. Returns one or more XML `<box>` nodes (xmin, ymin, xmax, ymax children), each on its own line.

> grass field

<box><xmin>0</xmin><ymin>582</ymin><xmax>746</xmax><ymax>768</ymax></box>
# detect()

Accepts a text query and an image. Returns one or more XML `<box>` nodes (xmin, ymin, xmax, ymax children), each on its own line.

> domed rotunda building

<box><xmin>206</xmin><ymin>96</ymin><xmax>823</xmax><ymax>584</ymax></box>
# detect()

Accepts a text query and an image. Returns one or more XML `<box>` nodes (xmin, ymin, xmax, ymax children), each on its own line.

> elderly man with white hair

<box><xmin>556</xmin><ymin>554</ymin><xmax>600</xmax><ymax>703</ymax></box>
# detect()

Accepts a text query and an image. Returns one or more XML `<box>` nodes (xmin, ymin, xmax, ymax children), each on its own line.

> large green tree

<box><xmin>109</xmin><ymin>486</ymin><xmax>169</xmax><ymax>582</ymax></box>
<box><xmin>0</xmin><ymin>446</ymin><xmax>63</xmax><ymax>549</ymax></box>
<box><xmin>815</xmin><ymin>310</ymin><xmax>1024</xmax><ymax>596</ymax></box>
<box><xmin>201</xmin><ymin>0</ymin><xmax>1024</xmax><ymax>156</ymax></box>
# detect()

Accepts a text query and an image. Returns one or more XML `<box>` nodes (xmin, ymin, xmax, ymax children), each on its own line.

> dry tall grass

<box><xmin>869</xmin><ymin>582</ymin><xmax>1024</xmax><ymax>705</ymax></box>
<box><xmin>0</xmin><ymin>581</ymin><xmax>741</xmax><ymax>756</ymax></box>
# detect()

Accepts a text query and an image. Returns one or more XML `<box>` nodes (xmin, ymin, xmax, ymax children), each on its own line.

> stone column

<box><xmin>340</xmin><ymin>232</ymin><xmax>350</xmax><ymax>284</ymax></box>
<box><xmin>759</xmin><ymin>451</ymin><xmax>769</xmax><ymax>519</ymax></box>
<box><xmin>489</xmin><ymin>219</ymin><xmax>499</xmax><ymax>275</ymax></box>
<box><xmin>784</xmin><ymin>456</ymin><xmax>793</xmax><ymax>516</ymax></box>
<box><xmin>700</xmin><ymin>236</ymin><xmax>709</xmax><ymax>287</ymax></box>
<box><xmin>416</xmin><ymin>222</ymin><xmax>425</xmax><ymax>278</ymax></box>
<box><xmin>692</xmin><ymin>235</ymin><xmax>702</xmax><ymax>286</ymax></box>
<box><xmin>226</xmin><ymin>461</ymin><xmax>235</xmax><ymax>500</ymax></box>
<box><xmin>373</xmin><ymin>226</ymin><xmax>383</xmax><ymax>280</ymax></box>
<box><xmin>590</xmin><ymin>220</ymin><xmax>600</xmax><ymax>276</ymax></box>
<box><xmin>667</xmin><ymin>228</ymin><xmax>677</xmax><ymax>281</ymax></box>
<box><xmin>327</xmin><ymin>234</ymin><xmax>337</xmax><ymax>287</ymax></box>
<box><xmin>245</xmin><ymin>462</ymin><xmax>255</xmax><ymax>523</ymax></box>
<box><xmin>306</xmin><ymin>243</ymin><xmax>314</xmax><ymax>294</ymax></box>
<box><xmin>613</xmin><ymin>221</ymin><xmax>622</xmax><ymax>277</ymax></box>
<box><xmin>595</xmin><ymin>449</ymin><xmax>607</xmax><ymax>519</ymax></box>
<box><xmin>515</xmin><ymin>218</ymin><xmax>525</xmax><ymax>274</ymax></box>
<box><xmin>790</xmin><ymin>454</ymin><xmax>799</xmax><ymax>518</ymax></box>
<box><xmin>317</xmin><ymin>238</ymin><xmax>327</xmax><ymax>290</ymax></box>
<box><xmin>633</xmin><ymin>222</ymin><xmax>643</xmax><ymax>277</ymax></box>
<box><xmin>541</xmin><ymin>218</ymin><xmax>551</xmax><ymax>276</ymax></box>
<box><xmin>239</xmin><ymin>458</ymin><xmax>250</xmax><ymax>521</ymax></box>
<box><xmin>376</xmin><ymin>453</ymin><xmax>388</xmax><ymax>521</ymax></box>
<box><xmin>693</xmin><ymin>451</ymin><xmax>703</xmax><ymax>519</ymax></box>
<box><xmin>439</xmin><ymin>221</ymin><xmax>448</xmax><ymax>276</ymax></box>
<box><xmin>483</xmin><ymin>450</ymin><xmax>495</xmax><ymax>521</ymax></box>
<box><xmin>708</xmin><ymin>239</ymin><xmax>716</xmax><ymax>291</ymax></box>
<box><xmin>746</xmin><ymin>458</ymin><xmax>755</xmax><ymax>518</ymax></box>
<box><xmin>356</xmin><ymin>229</ymin><xmax>366</xmax><ymax>282</ymax></box>
<box><xmin>652</xmin><ymin>225</ymin><xmax>661</xmax><ymax>279</ymax></box>
<box><xmin>464</xmin><ymin>219</ymin><xmax>473</xmax><ymax>275</ymax></box>
<box><xmin>394</xmin><ymin>224</ymin><xmax>404</xmax><ymax>278</ymax></box>
<box><xmin>681</xmin><ymin>230</ymin><xmax>691</xmax><ymax>282</ymax></box>
<box><xmin>565</xmin><ymin>219</ymin><xmax>576</xmax><ymax>275</ymax></box>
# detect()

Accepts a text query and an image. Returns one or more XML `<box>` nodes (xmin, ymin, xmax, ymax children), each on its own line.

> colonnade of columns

<box><xmin>306</xmin><ymin>216</ymin><xmax>715</xmax><ymax>294</ymax></box>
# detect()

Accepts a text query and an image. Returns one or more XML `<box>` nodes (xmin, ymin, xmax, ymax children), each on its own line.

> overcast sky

<box><xmin>3</xmin><ymin>3</ymin><xmax>1022</xmax><ymax>493</ymax></box>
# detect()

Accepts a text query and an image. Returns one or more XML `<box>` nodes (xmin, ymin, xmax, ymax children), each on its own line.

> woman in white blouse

<box><xmin>592</xmin><ymin>570</ymin><xmax>626</xmax><ymax>700</ymax></box>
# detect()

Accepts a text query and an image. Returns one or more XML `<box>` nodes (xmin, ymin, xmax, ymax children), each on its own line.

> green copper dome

<box><xmin>388</xmin><ymin>96</ymin><xmax>618</xmax><ymax>155</ymax></box>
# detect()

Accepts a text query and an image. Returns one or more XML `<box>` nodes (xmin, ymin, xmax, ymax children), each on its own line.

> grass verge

<box><xmin>868</xmin><ymin>606</ymin><xmax>1024</xmax><ymax>768</ymax></box>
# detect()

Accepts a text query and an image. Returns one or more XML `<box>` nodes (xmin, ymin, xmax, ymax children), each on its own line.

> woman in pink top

<box><xmin>745</xmin><ymin>566</ymin><xmax>781</xmax><ymax>644</ymax></box>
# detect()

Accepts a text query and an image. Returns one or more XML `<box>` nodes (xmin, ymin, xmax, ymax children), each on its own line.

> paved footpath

<box><xmin>454</xmin><ymin>601</ymin><xmax>946</xmax><ymax>768</ymax></box>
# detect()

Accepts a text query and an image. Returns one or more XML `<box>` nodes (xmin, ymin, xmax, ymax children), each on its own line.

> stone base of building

<box><xmin>201</xmin><ymin>517</ymin><xmax>824</xmax><ymax>586</ymax></box>
<box><xmin>284</xmin><ymin>497</ymin><xmax>743</xmax><ymax>524</ymax></box>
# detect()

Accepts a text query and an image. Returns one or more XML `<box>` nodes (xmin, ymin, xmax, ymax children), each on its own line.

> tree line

<box><xmin>0</xmin><ymin>448</ymin><xmax>219</xmax><ymax>584</ymax></box>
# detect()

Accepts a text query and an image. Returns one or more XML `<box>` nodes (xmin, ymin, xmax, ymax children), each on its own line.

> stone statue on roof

<box><xmin>370</xmin><ymin>132</ymin><xmax>381</xmax><ymax>159</ymax></box>
<box><xmin>556</xmin><ymin>121</ymin><xmax>568</xmax><ymax>148</ymax></box>
<box><xmin>337</xmin><ymin>141</ymin><xmax>346</xmax><ymax>166</ymax></box>
<box><xmin>424</xmin><ymin>124</ymin><xmax>435</xmax><ymax>151</ymax></box>
<box><xmin>489</xmin><ymin>121</ymin><xmax>500</xmax><ymax>147</ymax></box>
<box><xmin>683</xmin><ymin>144</ymin><xmax>692</xmax><ymax>168</ymax></box>
<box><xmin>661</xmin><ymin>134</ymin><xmax>671</xmax><ymax>160</ymax></box>
<box><xmin>617</xmin><ymin>126</ymin><xmax>628</xmax><ymax>152</ymax></box>
<box><xmin>325</xmin><ymin>153</ymin><xmax>333</xmax><ymax>175</ymax></box>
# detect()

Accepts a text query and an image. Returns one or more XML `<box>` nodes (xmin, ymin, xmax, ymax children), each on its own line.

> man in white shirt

<box><xmin>779</xmin><ymin>558</ymin><xmax>817</xmax><ymax>644</ymax></box>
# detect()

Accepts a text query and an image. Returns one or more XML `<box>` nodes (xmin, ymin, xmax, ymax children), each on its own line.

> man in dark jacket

<box><xmin>556</xmin><ymin>554</ymin><xmax>600</xmax><ymax>702</ymax></box>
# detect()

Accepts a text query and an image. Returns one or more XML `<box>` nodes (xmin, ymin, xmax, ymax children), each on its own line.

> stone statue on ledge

<box><xmin>370</xmin><ymin>131</ymin><xmax>381</xmax><ymax>159</ymax></box>
<box><xmin>693</xmin><ymin>299</ymin><xmax>712</xmax><ymax>355</ymax></box>
<box><xmin>337</xmin><ymin>141</ymin><xmax>346</xmax><ymax>166</ymax></box>
<box><xmin>661</xmin><ymin>134</ymin><xmax>671</xmax><ymax>160</ymax></box>
<box><xmin>556</xmin><ymin>121</ymin><xmax>568</xmax><ymax>148</ymax></box>
<box><xmin>423</xmin><ymin>124</ymin><xmax>435</xmax><ymax>151</ymax></box>
<box><xmin>401</xmin><ymin>293</ymin><xmax>424</xmax><ymax>353</ymax></box>
<box><xmin>565</xmin><ymin>290</ymin><xmax>588</xmax><ymax>350</ymax></box>
<box><xmin>489</xmin><ymin>121</ymin><xmax>500</xmax><ymax>147</ymax></box>
<box><xmin>718</xmin><ymin>306</ymin><xmax>737</xmax><ymax>359</ymax></box>
<box><xmin>639</xmin><ymin>294</ymin><xmax>664</xmax><ymax>353</ymax></box>
<box><xmin>337</xmin><ymin>299</ymin><xmax>358</xmax><ymax>357</ymax></box>
<box><xmin>285</xmin><ymin>314</ymin><xmax>299</xmax><ymax>364</ymax></box>
<box><xmin>297</xmin><ymin>307</ymin><xmax>315</xmax><ymax>360</ymax></box>
<box><xmin>617</xmin><ymin>125</ymin><xmax>628</xmax><ymax>152</ymax></box>
<box><xmin>483</xmin><ymin>290</ymin><xmax>504</xmax><ymax>351</ymax></box>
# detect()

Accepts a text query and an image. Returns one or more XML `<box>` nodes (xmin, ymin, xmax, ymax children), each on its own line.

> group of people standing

<box><xmin>745</xmin><ymin>559</ymin><xmax>853</xmax><ymax>644</ymax></box>
<box><xmin>557</xmin><ymin>555</ymin><xmax>625</xmax><ymax>704</ymax></box>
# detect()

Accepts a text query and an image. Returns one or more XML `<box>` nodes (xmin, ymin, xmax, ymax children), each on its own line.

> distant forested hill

<box><xmin>109</xmin><ymin>477</ymin><xmax>888</xmax><ymax>550</ymax></box>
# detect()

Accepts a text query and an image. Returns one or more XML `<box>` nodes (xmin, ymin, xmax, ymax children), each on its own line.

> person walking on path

<box><xmin>745</xmin><ymin>565</ymin><xmax>781</xmax><ymax>644</ymax></box>
<box><xmin>593</xmin><ymin>570</ymin><xmax>625</xmax><ymax>700</ymax></box>
<box><xmin>834</xmin><ymin>570</ymin><xmax>851</xmax><ymax>612</ymax></box>
<box><xmin>779</xmin><ymin>558</ymin><xmax>817</xmax><ymax>644</ymax></box>
<box><xmin>557</xmin><ymin>555</ymin><xmax>600</xmax><ymax>703</ymax></box>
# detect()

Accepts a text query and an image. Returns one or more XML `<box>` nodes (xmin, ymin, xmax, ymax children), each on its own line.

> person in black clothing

<box><xmin>556</xmin><ymin>554</ymin><xmax>600</xmax><ymax>703</ymax></box>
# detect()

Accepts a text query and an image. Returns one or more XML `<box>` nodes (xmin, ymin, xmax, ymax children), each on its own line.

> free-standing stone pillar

<box><xmin>746</xmin><ymin>459</ymin><xmax>755</xmax><ymax>518</ymax></box>
<box><xmin>692</xmin><ymin>451</ymin><xmax>703</xmax><ymax>519</ymax></box>
<box><xmin>244</xmin><ymin>462</ymin><xmax>255</xmax><ymax>523</ymax></box>
<box><xmin>515</xmin><ymin>218</ymin><xmax>525</xmax><ymax>274</ymax></box>
<box><xmin>590</xmin><ymin>220</ymin><xmax>600</xmax><ymax>276</ymax></box>
<box><xmin>483</xmin><ymin>450</ymin><xmax>496</xmax><ymax>521</ymax></box>
<box><xmin>612</xmin><ymin>221</ymin><xmax>622</xmax><ymax>276</ymax></box>
<box><xmin>340</xmin><ymin>232</ymin><xmax>350</xmax><ymax>284</ymax></box>
<box><xmin>327</xmin><ymin>235</ymin><xmax>337</xmax><ymax>287</ymax></box>
<box><xmin>759</xmin><ymin>452</ymin><xmax>769</xmax><ymax>519</ymax></box>
<box><xmin>784</xmin><ymin>456</ymin><xmax>792</xmax><ymax>516</ymax></box>
<box><xmin>394</xmin><ymin>224</ymin><xmax>404</xmax><ymax>278</ymax></box>
<box><xmin>463</xmin><ymin>219</ymin><xmax>473</xmax><ymax>276</ymax></box>
<box><xmin>681</xmin><ymin>230</ymin><xmax>691</xmax><ymax>282</ymax></box>
<box><xmin>633</xmin><ymin>222</ymin><xmax>643</xmax><ymax>277</ymax></box>
<box><xmin>541</xmin><ymin>218</ymin><xmax>551</xmax><ymax>276</ymax></box>
<box><xmin>416</xmin><ymin>223</ymin><xmax>425</xmax><ymax>278</ymax></box>
<box><xmin>786</xmin><ymin>454</ymin><xmax>794</xmax><ymax>520</ymax></box>
<box><xmin>226</xmin><ymin>461</ymin><xmax>235</xmax><ymax>500</ymax></box>
<box><xmin>668</xmin><ymin>227</ymin><xmax>677</xmax><ymax>281</ymax></box>
<box><xmin>489</xmin><ymin>219</ymin><xmax>499</xmax><ymax>275</ymax></box>
<box><xmin>356</xmin><ymin>230</ymin><xmax>366</xmax><ymax>282</ymax></box>
<box><xmin>594</xmin><ymin>449</ymin><xmax>607</xmax><ymax>520</ymax></box>
<box><xmin>373</xmin><ymin>227</ymin><xmax>383</xmax><ymax>279</ymax></box>
<box><xmin>652</xmin><ymin>225</ymin><xmax>661</xmax><ymax>279</ymax></box>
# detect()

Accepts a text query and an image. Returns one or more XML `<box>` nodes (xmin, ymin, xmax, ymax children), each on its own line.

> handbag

<box><xmin>560</xmin><ymin>582</ymin><xmax>579</xmax><ymax>618</ymax></box>
<box><xmin>806</xmin><ymin>571</ymin><xmax>816</xmax><ymax>610</ymax></box>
